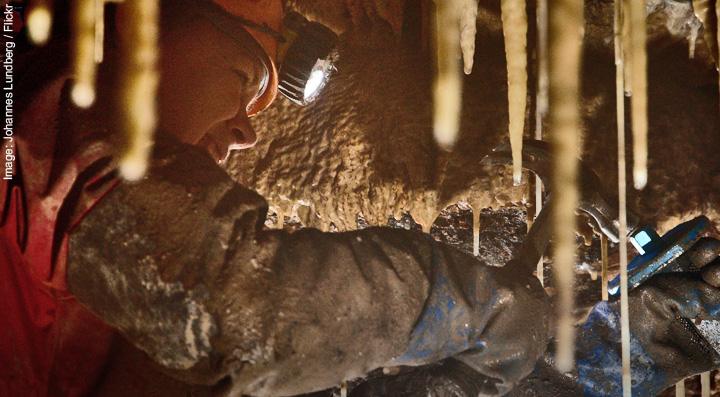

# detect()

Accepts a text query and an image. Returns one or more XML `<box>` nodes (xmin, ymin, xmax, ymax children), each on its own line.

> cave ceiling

<box><xmin>225</xmin><ymin>0</ymin><xmax>720</xmax><ymax>238</ymax></box>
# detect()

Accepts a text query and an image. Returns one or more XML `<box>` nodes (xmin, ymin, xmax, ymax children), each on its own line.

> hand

<box><xmin>627</xmin><ymin>237</ymin><xmax>720</xmax><ymax>383</ymax></box>
<box><xmin>576</xmin><ymin>236</ymin><xmax>720</xmax><ymax>396</ymax></box>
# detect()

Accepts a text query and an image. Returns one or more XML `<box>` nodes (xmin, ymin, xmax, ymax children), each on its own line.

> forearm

<box><xmin>70</xmin><ymin>221</ymin><xmax>548</xmax><ymax>395</ymax></box>
<box><xmin>249</xmin><ymin>226</ymin><xmax>549</xmax><ymax>396</ymax></box>
<box><xmin>67</xmin><ymin>142</ymin><xmax>550</xmax><ymax>396</ymax></box>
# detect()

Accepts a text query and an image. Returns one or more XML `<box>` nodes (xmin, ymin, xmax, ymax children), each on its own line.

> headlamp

<box><xmin>276</xmin><ymin>12</ymin><xmax>338</xmax><ymax>106</ymax></box>
<box><xmin>203</xmin><ymin>1</ymin><xmax>338</xmax><ymax>109</ymax></box>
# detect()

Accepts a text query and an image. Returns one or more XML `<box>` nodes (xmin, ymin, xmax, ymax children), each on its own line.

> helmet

<box><xmin>208</xmin><ymin>0</ymin><xmax>338</xmax><ymax>113</ymax></box>
<box><xmin>211</xmin><ymin>0</ymin><xmax>283</xmax><ymax>116</ymax></box>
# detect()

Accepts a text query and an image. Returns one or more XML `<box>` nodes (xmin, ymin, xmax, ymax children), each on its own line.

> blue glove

<box><xmin>390</xmin><ymin>236</ymin><xmax>552</xmax><ymax>395</ymax></box>
<box><xmin>576</xmin><ymin>238</ymin><xmax>720</xmax><ymax>396</ymax></box>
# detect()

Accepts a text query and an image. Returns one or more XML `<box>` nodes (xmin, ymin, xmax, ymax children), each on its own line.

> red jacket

<box><xmin>0</xmin><ymin>77</ymin><xmax>118</xmax><ymax>396</ymax></box>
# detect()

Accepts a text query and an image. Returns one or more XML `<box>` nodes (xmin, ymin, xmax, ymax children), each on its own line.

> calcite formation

<box><xmin>228</xmin><ymin>0</ymin><xmax>720</xmax><ymax>238</ymax></box>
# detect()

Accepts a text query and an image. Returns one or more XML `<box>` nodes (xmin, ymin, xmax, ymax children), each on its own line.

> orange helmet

<box><xmin>211</xmin><ymin>0</ymin><xmax>283</xmax><ymax>116</ymax></box>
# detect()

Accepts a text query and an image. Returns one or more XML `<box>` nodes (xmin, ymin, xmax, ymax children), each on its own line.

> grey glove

<box><xmin>67</xmin><ymin>141</ymin><xmax>552</xmax><ymax>396</ymax></box>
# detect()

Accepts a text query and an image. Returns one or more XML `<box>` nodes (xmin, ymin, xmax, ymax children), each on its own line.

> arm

<box><xmin>67</xmin><ymin>142</ymin><xmax>550</xmax><ymax>396</ymax></box>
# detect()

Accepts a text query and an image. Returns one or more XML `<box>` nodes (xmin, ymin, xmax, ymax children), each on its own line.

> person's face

<box><xmin>158</xmin><ymin>17</ymin><xmax>266</xmax><ymax>162</ymax></box>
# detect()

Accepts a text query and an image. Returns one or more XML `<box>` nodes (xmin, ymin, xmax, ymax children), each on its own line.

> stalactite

<box><xmin>702</xmin><ymin>372</ymin><xmax>711</xmax><ymax>396</ymax></box>
<box><xmin>615</xmin><ymin>0</ymin><xmax>632</xmax><ymax>392</ymax></box>
<box><xmin>95</xmin><ymin>0</ymin><xmax>105</xmax><ymax>62</ymax></box>
<box><xmin>716</xmin><ymin>0</ymin><xmax>720</xmax><ymax>117</ymax></box>
<box><xmin>536</xmin><ymin>0</ymin><xmax>548</xmax><ymax>127</ymax></box>
<box><xmin>71</xmin><ymin>0</ymin><xmax>97</xmax><ymax>108</ymax></box>
<box><xmin>460</xmin><ymin>0</ymin><xmax>479</xmax><ymax>74</ymax></box>
<box><xmin>536</xmin><ymin>0</ymin><xmax>548</xmax><ymax>285</ymax></box>
<box><xmin>623</xmin><ymin>0</ymin><xmax>632</xmax><ymax>96</ymax></box>
<box><xmin>432</xmin><ymin>0</ymin><xmax>462</xmax><ymax>150</ymax></box>
<box><xmin>418</xmin><ymin>209</ymin><xmax>437</xmax><ymax>234</ymax></box>
<box><xmin>630</xmin><ymin>0</ymin><xmax>647</xmax><ymax>189</ymax></box>
<box><xmin>601</xmin><ymin>234</ymin><xmax>608</xmax><ymax>301</ymax></box>
<box><xmin>27</xmin><ymin>0</ymin><xmax>53</xmax><ymax>46</ymax></box>
<box><xmin>548</xmin><ymin>0</ymin><xmax>583</xmax><ymax>373</ymax></box>
<box><xmin>501</xmin><ymin>0</ymin><xmax>528</xmax><ymax>185</ymax></box>
<box><xmin>473</xmin><ymin>205</ymin><xmax>480</xmax><ymax>256</ymax></box>
<box><xmin>618</xmin><ymin>83</ymin><xmax>633</xmax><ymax>396</ymax></box>
<box><xmin>118</xmin><ymin>0</ymin><xmax>159</xmax><ymax>181</ymax></box>
<box><xmin>676</xmin><ymin>380</ymin><xmax>685</xmax><ymax>396</ymax></box>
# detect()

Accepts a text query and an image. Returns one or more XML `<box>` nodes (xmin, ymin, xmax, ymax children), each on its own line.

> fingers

<box><xmin>701</xmin><ymin>259</ymin><xmax>720</xmax><ymax>287</ymax></box>
<box><xmin>631</xmin><ymin>272</ymin><xmax>720</xmax><ymax>321</ymax></box>
<box><xmin>690</xmin><ymin>237</ymin><xmax>720</xmax><ymax>268</ymax></box>
<box><xmin>689</xmin><ymin>237</ymin><xmax>720</xmax><ymax>287</ymax></box>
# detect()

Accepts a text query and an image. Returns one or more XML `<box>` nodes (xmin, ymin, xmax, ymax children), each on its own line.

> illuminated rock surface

<box><xmin>229</xmin><ymin>0</ymin><xmax>720</xmax><ymax>236</ymax></box>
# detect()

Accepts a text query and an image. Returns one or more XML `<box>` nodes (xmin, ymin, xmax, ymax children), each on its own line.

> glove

<box><xmin>67</xmin><ymin>141</ymin><xmax>552</xmax><ymax>396</ymax></box>
<box><xmin>386</xmin><ymin>237</ymin><xmax>552</xmax><ymax>395</ymax></box>
<box><xmin>576</xmin><ymin>237</ymin><xmax>720</xmax><ymax>396</ymax></box>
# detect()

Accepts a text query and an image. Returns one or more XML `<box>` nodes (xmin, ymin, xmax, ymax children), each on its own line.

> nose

<box><xmin>227</xmin><ymin>111</ymin><xmax>258</xmax><ymax>151</ymax></box>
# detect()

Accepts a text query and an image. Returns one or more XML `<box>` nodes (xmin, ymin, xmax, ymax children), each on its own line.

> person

<box><xmin>1</xmin><ymin>0</ymin><xmax>549</xmax><ymax>395</ymax></box>
<box><xmin>2</xmin><ymin>0</ymin><xmax>719</xmax><ymax>396</ymax></box>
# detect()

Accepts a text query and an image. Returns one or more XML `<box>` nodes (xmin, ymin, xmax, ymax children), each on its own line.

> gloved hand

<box><xmin>385</xmin><ymin>238</ymin><xmax>552</xmax><ymax>396</ymax></box>
<box><xmin>67</xmin><ymin>141</ymin><xmax>553</xmax><ymax>396</ymax></box>
<box><xmin>576</xmin><ymin>237</ymin><xmax>720</xmax><ymax>396</ymax></box>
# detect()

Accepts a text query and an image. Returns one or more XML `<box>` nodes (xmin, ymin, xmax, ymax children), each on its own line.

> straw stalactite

<box><xmin>614</xmin><ymin>0</ymin><xmax>632</xmax><ymax>393</ymax></box>
<box><xmin>432</xmin><ymin>0</ymin><xmax>463</xmax><ymax>150</ymax></box>
<box><xmin>548</xmin><ymin>0</ymin><xmax>583</xmax><ymax>372</ymax></box>
<box><xmin>71</xmin><ymin>0</ymin><xmax>97</xmax><ymax>108</ymax></box>
<box><xmin>117</xmin><ymin>0</ymin><xmax>159</xmax><ymax>181</ymax></box>
<box><xmin>27</xmin><ymin>0</ymin><xmax>53</xmax><ymax>46</ymax></box>
<box><xmin>629</xmin><ymin>0</ymin><xmax>647</xmax><ymax>189</ymax></box>
<box><xmin>535</xmin><ymin>0</ymin><xmax>548</xmax><ymax>284</ymax></box>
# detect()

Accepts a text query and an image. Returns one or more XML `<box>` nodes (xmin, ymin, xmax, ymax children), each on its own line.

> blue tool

<box><xmin>607</xmin><ymin>216</ymin><xmax>711</xmax><ymax>295</ymax></box>
<box><xmin>480</xmin><ymin>140</ymin><xmax>714</xmax><ymax>298</ymax></box>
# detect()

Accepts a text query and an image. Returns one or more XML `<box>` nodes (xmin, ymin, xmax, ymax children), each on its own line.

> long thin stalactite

<box><xmin>71</xmin><ymin>0</ymin><xmax>96</xmax><ymax>108</ymax></box>
<box><xmin>27</xmin><ymin>0</ymin><xmax>53</xmax><ymax>45</ymax></box>
<box><xmin>548</xmin><ymin>0</ymin><xmax>583</xmax><ymax>372</ymax></box>
<box><xmin>501</xmin><ymin>0</ymin><xmax>528</xmax><ymax>186</ymax></box>
<box><xmin>615</xmin><ymin>0</ymin><xmax>632</xmax><ymax>392</ymax></box>
<box><xmin>535</xmin><ymin>0</ymin><xmax>548</xmax><ymax>284</ymax></box>
<box><xmin>117</xmin><ymin>0</ymin><xmax>159</xmax><ymax>180</ymax></box>
<box><xmin>630</xmin><ymin>0</ymin><xmax>647</xmax><ymax>189</ymax></box>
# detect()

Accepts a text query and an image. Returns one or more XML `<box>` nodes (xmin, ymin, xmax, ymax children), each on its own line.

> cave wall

<box><xmin>226</xmin><ymin>0</ymin><xmax>720</xmax><ymax>236</ymax></box>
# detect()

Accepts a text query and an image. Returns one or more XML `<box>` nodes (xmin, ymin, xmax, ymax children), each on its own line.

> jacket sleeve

<box><xmin>66</xmin><ymin>142</ymin><xmax>551</xmax><ymax>397</ymax></box>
